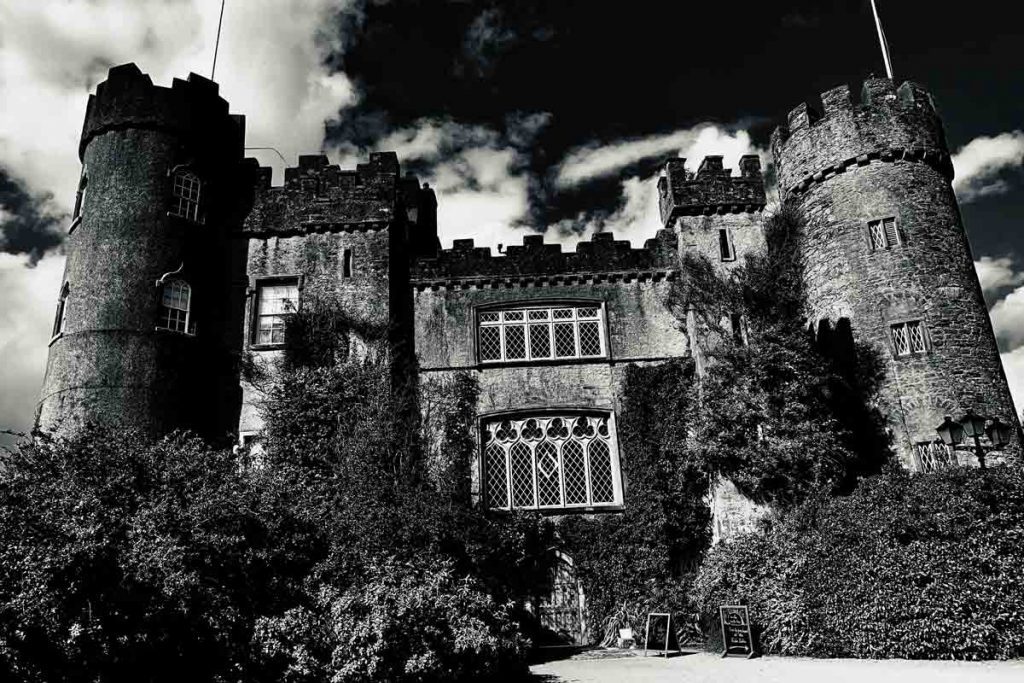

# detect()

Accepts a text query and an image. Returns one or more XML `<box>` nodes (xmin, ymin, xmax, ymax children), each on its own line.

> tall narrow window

<box><xmin>52</xmin><ymin>283</ymin><xmax>69</xmax><ymax>338</ymax></box>
<box><xmin>478</xmin><ymin>304</ymin><xmax>606</xmax><ymax>363</ymax></box>
<box><xmin>72</xmin><ymin>168</ymin><xmax>87</xmax><ymax>221</ymax></box>
<box><xmin>483</xmin><ymin>413</ymin><xmax>622</xmax><ymax>511</ymax></box>
<box><xmin>254</xmin><ymin>280</ymin><xmax>299</xmax><ymax>345</ymax></box>
<box><xmin>868</xmin><ymin>217</ymin><xmax>900</xmax><ymax>250</ymax></box>
<box><xmin>157</xmin><ymin>280</ymin><xmax>194</xmax><ymax>334</ymax></box>
<box><xmin>170</xmin><ymin>170</ymin><xmax>201</xmax><ymax>222</ymax></box>
<box><xmin>719</xmin><ymin>228</ymin><xmax>736</xmax><ymax>261</ymax></box>
<box><xmin>890</xmin><ymin>320</ymin><xmax>926</xmax><ymax>356</ymax></box>
<box><xmin>730</xmin><ymin>313</ymin><xmax>746</xmax><ymax>346</ymax></box>
<box><xmin>342</xmin><ymin>248</ymin><xmax>353</xmax><ymax>278</ymax></box>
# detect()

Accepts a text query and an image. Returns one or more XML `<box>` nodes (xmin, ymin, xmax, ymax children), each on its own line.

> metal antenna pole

<box><xmin>869</xmin><ymin>0</ymin><xmax>894</xmax><ymax>79</ymax></box>
<box><xmin>211</xmin><ymin>0</ymin><xmax>226</xmax><ymax>80</ymax></box>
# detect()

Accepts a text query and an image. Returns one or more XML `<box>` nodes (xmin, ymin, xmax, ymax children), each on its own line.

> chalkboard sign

<box><xmin>719</xmin><ymin>605</ymin><xmax>755</xmax><ymax>658</ymax></box>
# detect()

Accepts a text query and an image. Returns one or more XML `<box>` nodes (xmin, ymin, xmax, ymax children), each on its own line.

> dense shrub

<box><xmin>558</xmin><ymin>359</ymin><xmax>712</xmax><ymax>645</ymax></box>
<box><xmin>693</xmin><ymin>465</ymin><xmax>1024</xmax><ymax>659</ymax></box>
<box><xmin>255</xmin><ymin>558</ymin><xmax>524</xmax><ymax>683</ymax></box>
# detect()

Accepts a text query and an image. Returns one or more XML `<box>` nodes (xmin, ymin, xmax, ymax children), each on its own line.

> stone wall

<box><xmin>38</xmin><ymin>64</ymin><xmax>245</xmax><ymax>440</ymax></box>
<box><xmin>773</xmin><ymin>79</ymin><xmax>1020</xmax><ymax>464</ymax></box>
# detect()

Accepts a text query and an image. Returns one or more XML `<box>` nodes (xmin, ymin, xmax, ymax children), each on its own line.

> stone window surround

<box><xmin>888</xmin><ymin>316</ymin><xmax>930</xmax><ymax>358</ymax></box>
<box><xmin>865</xmin><ymin>214</ymin><xmax>904</xmax><ymax>251</ymax></box>
<box><xmin>719</xmin><ymin>228</ymin><xmax>736</xmax><ymax>262</ymax></box>
<box><xmin>248</xmin><ymin>273</ymin><xmax>304</xmax><ymax>351</ymax></box>
<box><xmin>477</xmin><ymin>407</ymin><xmax>625</xmax><ymax>514</ymax></box>
<box><xmin>474</xmin><ymin>298</ymin><xmax>611</xmax><ymax>367</ymax></box>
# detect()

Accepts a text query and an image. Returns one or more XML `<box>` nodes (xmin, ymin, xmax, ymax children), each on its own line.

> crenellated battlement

<box><xmin>80</xmin><ymin>63</ymin><xmax>244</xmax><ymax>161</ymax></box>
<box><xmin>771</xmin><ymin>78</ymin><xmax>952</xmax><ymax>197</ymax></box>
<box><xmin>657</xmin><ymin>155</ymin><xmax>766</xmax><ymax>228</ymax></box>
<box><xmin>410</xmin><ymin>229</ymin><xmax>677</xmax><ymax>288</ymax></box>
<box><xmin>240</xmin><ymin>151</ymin><xmax>436</xmax><ymax>238</ymax></box>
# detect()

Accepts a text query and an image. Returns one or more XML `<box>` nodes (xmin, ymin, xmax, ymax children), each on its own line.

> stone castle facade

<box><xmin>38</xmin><ymin>64</ymin><xmax>1020</xmax><ymax>518</ymax></box>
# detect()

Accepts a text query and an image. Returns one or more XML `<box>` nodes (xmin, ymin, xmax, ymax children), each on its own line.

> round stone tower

<box><xmin>771</xmin><ymin>77</ymin><xmax>1019</xmax><ymax>466</ymax></box>
<box><xmin>37</xmin><ymin>63</ymin><xmax>248</xmax><ymax>440</ymax></box>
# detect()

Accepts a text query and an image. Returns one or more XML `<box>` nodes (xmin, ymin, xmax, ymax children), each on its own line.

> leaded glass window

<box><xmin>868</xmin><ymin>217</ymin><xmax>900</xmax><ymax>250</ymax></box>
<box><xmin>170</xmin><ymin>170</ymin><xmax>201</xmax><ymax>222</ymax></box>
<box><xmin>254</xmin><ymin>281</ymin><xmax>299</xmax><ymax>345</ymax></box>
<box><xmin>477</xmin><ymin>304</ymin><xmax>606</xmax><ymax>363</ymax></box>
<box><xmin>913</xmin><ymin>441</ymin><xmax>956</xmax><ymax>473</ymax></box>
<box><xmin>890</xmin><ymin>320</ymin><xmax>927</xmax><ymax>356</ymax></box>
<box><xmin>483</xmin><ymin>413</ymin><xmax>621</xmax><ymax>511</ymax></box>
<box><xmin>157</xmin><ymin>279</ymin><xmax>194</xmax><ymax>334</ymax></box>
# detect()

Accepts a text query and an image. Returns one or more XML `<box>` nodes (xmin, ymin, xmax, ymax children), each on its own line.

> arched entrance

<box><xmin>538</xmin><ymin>552</ymin><xmax>587</xmax><ymax>645</ymax></box>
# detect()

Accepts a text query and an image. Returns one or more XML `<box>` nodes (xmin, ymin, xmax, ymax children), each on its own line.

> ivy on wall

<box><xmin>557</xmin><ymin>358</ymin><xmax>712</xmax><ymax>646</ymax></box>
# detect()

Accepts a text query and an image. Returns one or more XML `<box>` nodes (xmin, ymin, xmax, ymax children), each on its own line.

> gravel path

<box><xmin>530</xmin><ymin>652</ymin><xmax>1024</xmax><ymax>682</ymax></box>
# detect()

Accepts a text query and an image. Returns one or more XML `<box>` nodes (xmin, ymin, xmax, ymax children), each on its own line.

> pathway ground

<box><xmin>529</xmin><ymin>651</ymin><xmax>1024</xmax><ymax>682</ymax></box>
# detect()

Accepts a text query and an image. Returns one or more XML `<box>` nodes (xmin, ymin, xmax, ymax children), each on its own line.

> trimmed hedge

<box><xmin>693</xmin><ymin>466</ymin><xmax>1024</xmax><ymax>659</ymax></box>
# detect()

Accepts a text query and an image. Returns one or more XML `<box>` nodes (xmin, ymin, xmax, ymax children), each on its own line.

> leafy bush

<box><xmin>558</xmin><ymin>359</ymin><xmax>712</xmax><ymax>645</ymax></box>
<box><xmin>255</xmin><ymin>558</ymin><xmax>525</xmax><ymax>683</ymax></box>
<box><xmin>692</xmin><ymin>466</ymin><xmax>1024</xmax><ymax>659</ymax></box>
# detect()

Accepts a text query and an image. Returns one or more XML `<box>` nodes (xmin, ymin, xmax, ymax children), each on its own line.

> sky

<box><xmin>1</xmin><ymin>0</ymin><xmax>1023</xmax><ymax>441</ymax></box>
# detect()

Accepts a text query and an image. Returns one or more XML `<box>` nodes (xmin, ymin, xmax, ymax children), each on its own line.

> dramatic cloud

<box><xmin>951</xmin><ymin>131</ymin><xmax>1024</xmax><ymax>203</ymax></box>
<box><xmin>975</xmin><ymin>256</ymin><xmax>1024</xmax><ymax>300</ymax></box>
<box><xmin>1000</xmin><ymin>347</ymin><xmax>1024</xmax><ymax>419</ymax></box>
<box><xmin>332</xmin><ymin>115</ymin><xmax>553</xmax><ymax>251</ymax></box>
<box><xmin>0</xmin><ymin>252</ymin><xmax>64</xmax><ymax>444</ymax></box>
<box><xmin>551</xmin><ymin>126</ymin><xmax>766</xmax><ymax>247</ymax></box>
<box><xmin>0</xmin><ymin>0</ymin><xmax>358</xmax><ymax>230</ymax></box>
<box><xmin>0</xmin><ymin>0</ymin><xmax>360</xmax><ymax>444</ymax></box>
<box><xmin>554</xmin><ymin>124</ymin><xmax>759</xmax><ymax>188</ymax></box>
<box><xmin>989</xmin><ymin>285</ymin><xmax>1024</xmax><ymax>352</ymax></box>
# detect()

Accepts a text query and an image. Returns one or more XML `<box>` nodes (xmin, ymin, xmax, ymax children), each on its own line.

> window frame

<box><xmin>51</xmin><ymin>282</ymin><xmax>70</xmax><ymax>342</ymax></box>
<box><xmin>867</xmin><ymin>216</ymin><xmax>901</xmax><ymax>251</ymax></box>
<box><xmin>889</xmin><ymin>319</ymin><xmax>928</xmax><ymax>357</ymax></box>
<box><xmin>155</xmin><ymin>278</ymin><xmax>195</xmax><ymax>335</ymax></box>
<box><xmin>475</xmin><ymin>300</ymin><xmax>609</xmax><ymax>365</ymax></box>
<box><xmin>250</xmin><ymin>275</ymin><xmax>302</xmax><ymax>350</ymax></box>
<box><xmin>719</xmin><ymin>228</ymin><xmax>736</xmax><ymax>262</ymax></box>
<box><xmin>480</xmin><ymin>409</ymin><xmax>624</xmax><ymax>513</ymax></box>
<box><xmin>70</xmin><ymin>166</ymin><xmax>87</xmax><ymax>232</ymax></box>
<box><xmin>168</xmin><ymin>167</ymin><xmax>203</xmax><ymax>223</ymax></box>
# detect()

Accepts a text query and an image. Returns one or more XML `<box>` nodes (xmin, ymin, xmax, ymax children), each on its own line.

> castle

<box><xmin>38</xmin><ymin>64</ymin><xmax>1019</xmax><ymax>523</ymax></box>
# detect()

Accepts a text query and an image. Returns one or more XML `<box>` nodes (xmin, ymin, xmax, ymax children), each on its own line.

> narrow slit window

<box><xmin>52</xmin><ymin>283</ymin><xmax>69</xmax><ymax>338</ymax></box>
<box><xmin>343</xmin><ymin>248</ymin><xmax>353</xmax><ymax>278</ymax></box>
<box><xmin>72</xmin><ymin>168</ymin><xmax>87</xmax><ymax>220</ymax></box>
<box><xmin>157</xmin><ymin>280</ymin><xmax>194</xmax><ymax>335</ymax></box>
<box><xmin>730</xmin><ymin>313</ymin><xmax>746</xmax><ymax>346</ymax></box>
<box><xmin>719</xmin><ymin>228</ymin><xmax>735</xmax><ymax>261</ymax></box>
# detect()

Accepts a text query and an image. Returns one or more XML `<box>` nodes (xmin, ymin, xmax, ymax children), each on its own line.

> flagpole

<box><xmin>869</xmin><ymin>0</ymin><xmax>894</xmax><ymax>79</ymax></box>
<box><xmin>211</xmin><ymin>0</ymin><xmax>226</xmax><ymax>81</ymax></box>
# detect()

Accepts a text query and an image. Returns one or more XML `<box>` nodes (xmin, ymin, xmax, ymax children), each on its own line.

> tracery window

<box><xmin>483</xmin><ymin>413</ymin><xmax>622</xmax><ymax>511</ymax></box>
<box><xmin>253</xmin><ymin>280</ymin><xmax>299</xmax><ymax>345</ymax></box>
<box><xmin>868</xmin><ymin>217</ymin><xmax>900</xmax><ymax>250</ymax></box>
<box><xmin>478</xmin><ymin>304</ymin><xmax>606</xmax><ymax>363</ymax></box>
<box><xmin>890</xmin><ymin>320</ymin><xmax>926</xmax><ymax>356</ymax></box>
<box><xmin>170</xmin><ymin>170</ymin><xmax>201</xmax><ymax>222</ymax></box>
<box><xmin>157</xmin><ymin>279</ymin><xmax>194</xmax><ymax>334</ymax></box>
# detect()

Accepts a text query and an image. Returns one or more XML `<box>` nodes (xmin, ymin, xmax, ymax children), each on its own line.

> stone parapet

<box><xmin>658</xmin><ymin>155</ymin><xmax>766</xmax><ymax>227</ymax></box>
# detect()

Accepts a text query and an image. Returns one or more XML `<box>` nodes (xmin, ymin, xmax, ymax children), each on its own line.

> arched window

<box><xmin>52</xmin><ymin>282</ymin><xmax>69</xmax><ymax>338</ymax></box>
<box><xmin>157</xmin><ymin>279</ymin><xmax>194</xmax><ymax>334</ymax></box>
<box><xmin>170</xmin><ymin>170</ymin><xmax>201</xmax><ymax>222</ymax></box>
<box><xmin>483</xmin><ymin>413</ymin><xmax>622</xmax><ymax>511</ymax></box>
